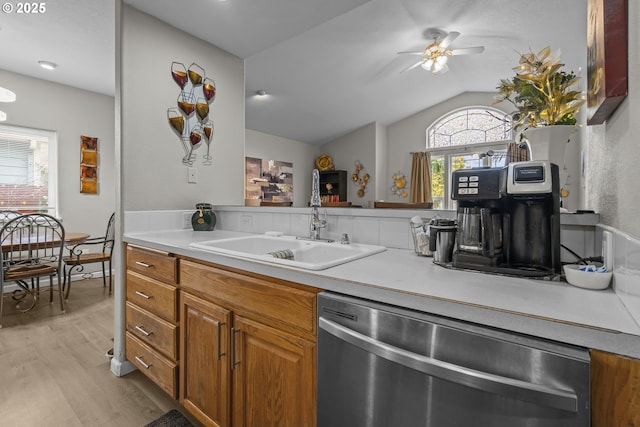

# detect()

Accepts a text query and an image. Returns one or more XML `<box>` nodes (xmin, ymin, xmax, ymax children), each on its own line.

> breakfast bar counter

<box><xmin>124</xmin><ymin>229</ymin><xmax>640</xmax><ymax>358</ymax></box>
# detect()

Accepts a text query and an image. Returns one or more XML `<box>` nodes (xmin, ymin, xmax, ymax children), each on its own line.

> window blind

<box><xmin>0</xmin><ymin>124</ymin><xmax>53</xmax><ymax>212</ymax></box>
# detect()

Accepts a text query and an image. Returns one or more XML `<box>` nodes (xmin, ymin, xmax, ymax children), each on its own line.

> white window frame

<box><xmin>426</xmin><ymin>106</ymin><xmax>512</xmax><ymax>210</ymax></box>
<box><xmin>0</xmin><ymin>124</ymin><xmax>58</xmax><ymax>216</ymax></box>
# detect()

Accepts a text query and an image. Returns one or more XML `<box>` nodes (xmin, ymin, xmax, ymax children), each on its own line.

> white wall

<box><xmin>375</xmin><ymin>122</ymin><xmax>388</xmax><ymax>201</ymax></box>
<box><xmin>121</xmin><ymin>6</ymin><xmax>245</xmax><ymax>211</ymax></box>
<box><xmin>245</xmin><ymin>129</ymin><xmax>318</xmax><ymax>207</ymax></box>
<box><xmin>0</xmin><ymin>69</ymin><xmax>115</xmax><ymax>239</ymax></box>
<box><xmin>321</xmin><ymin>122</ymin><xmax>377</xmax><ymax>207</ymax></box>
<box><xmin>585</xmin><ymin>0</ymin><xmax>640</xmax><ymax>240</ymax></box>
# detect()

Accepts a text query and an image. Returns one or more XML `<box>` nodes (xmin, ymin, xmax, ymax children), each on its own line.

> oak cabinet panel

<box><xmin>231</xmin><ymin>315</ymin><xmax>316</xmax><ymax>427</ymax></box>
<box><xmin>125</xmin><ymin>244</ymin><xmax>180</xmax><ymax>398</ymax></box>
<box><xmin>591</xmin><ymin>349</ymin><xmax>640</xmax><ymax>427</ymax></box>
<box><xmin>126</xmin><ymin>332</ymin><xmax>178</xmax><ymax>398</ymax></box>
<box><xmin>179</xmin><ymin>260</ymin><xmax>319</xmax><ymax>427</ymax></box>
<box><xmin>180</xmin><ymin>292</ymin><xmax>231</xmax><ymax>427</ymax></box>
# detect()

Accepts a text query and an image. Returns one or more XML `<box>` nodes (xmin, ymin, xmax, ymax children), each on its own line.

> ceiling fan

<box><xmin>398</xmin><ymin>30</ymin><xmax>485</xmax><ymax>74</ymax></box>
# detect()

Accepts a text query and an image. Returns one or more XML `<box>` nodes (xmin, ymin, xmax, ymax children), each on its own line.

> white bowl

<box><xmin>563</xmin><ymin>264</ymin><xmax>612</xmax><ymax>290</ymax></box>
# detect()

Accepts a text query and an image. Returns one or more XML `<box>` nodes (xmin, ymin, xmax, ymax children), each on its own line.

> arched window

<box><xmin>426</xmin><ymin>107</ymin><xmax>512</xmax><ymax>210</ymax></box>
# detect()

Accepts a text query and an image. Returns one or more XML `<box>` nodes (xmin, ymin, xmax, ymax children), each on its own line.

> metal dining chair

<box><xmin>62</xmin><ymin>212</ymin><xmax>115</xmax><ymax>298</ymax></box>
<box><xmin>0</xmin><ymin>210</ymin><xmax>21</xmax><ymax>226</ymax></box>
<box><xmin>0</xmin><ymin>213</ymin><xmax>66</xmax><ymax>328</ymax></box>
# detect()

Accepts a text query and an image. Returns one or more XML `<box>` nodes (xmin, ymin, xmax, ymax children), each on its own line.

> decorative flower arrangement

<box><xmin>493</xmin><ymin>46</ymin><xmax>585</xmax><ymax>131</ymax></box>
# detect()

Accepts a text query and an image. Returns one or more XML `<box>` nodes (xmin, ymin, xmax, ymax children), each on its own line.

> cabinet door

<box><xmin>232</xmin><ymin>315</ymin><xmax>316</xmax><ymax>427</ymax></box>
<box><xmin>180</xmin><ymin>292</ymin><xmax>232</xmax><ymax>427</ymax></box>
<box><xmin>591</xmin><ymin>349</ymin><xmax>640</xmax><ymax>427</ymax></box>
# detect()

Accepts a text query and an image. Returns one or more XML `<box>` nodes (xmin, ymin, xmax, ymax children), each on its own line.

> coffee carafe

<box><xmin>456</xmin><ymin>207</ymin><xmax>503</xmax><ymax>256</ymax></box>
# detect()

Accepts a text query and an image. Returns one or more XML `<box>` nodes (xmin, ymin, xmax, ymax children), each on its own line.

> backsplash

<box><xmin>602</xmin><ymin>224</ymin><xmax>640</xmax><ymax>328</ymax></box>
<box><xmin>124</xmin><ymin>207</ymin><xmax>600</xmax><ymax>258</ymax></box>
<box><xmin>124</xmin><ymin>208</ymin><xmax>639</xmax><ymax>329</ymax></box>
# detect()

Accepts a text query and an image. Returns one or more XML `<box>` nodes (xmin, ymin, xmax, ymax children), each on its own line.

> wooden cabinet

<box><xmin>180</xmin><ymin>259</ymin><xmax>319</xmax><ymax>427</ymax></box>
<box><xmin>231</xmin><ymin>315</ymin><xmax>316</xmax><ymax>427</ymax></box>
<box><xmin>125</xmin><ymin>244</ymin><xmax>179</xmax><ymax>398</ymax></box>
<box><xmin>319</xmin><ymin>170</ymin><xmax>347</xmax><ymax>203</ymax></box>
<box><xmin>180</xmin><ymin>292</ymin><xmax>231</xmax><ymax>427</ymax></box>
<box><xmin>591</xmin><ymin>349</ymin><xmax>640</xmax><ymax>427</ymax></box>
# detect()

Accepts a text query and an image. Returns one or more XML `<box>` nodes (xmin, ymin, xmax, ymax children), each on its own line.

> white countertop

<box><xmin>124</xmin><ymin>229</ymin><xmax>640</xmax><ymax>358</ymax></box>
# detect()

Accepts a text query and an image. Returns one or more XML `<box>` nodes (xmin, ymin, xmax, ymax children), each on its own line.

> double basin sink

<box><xmin>190</xmin><ymin>233</ymin><xmax>386</xmax><ymax>270</ymax></box>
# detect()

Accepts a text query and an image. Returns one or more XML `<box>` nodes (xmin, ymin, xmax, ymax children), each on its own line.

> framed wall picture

<box><xmin>244</xmin><ymin>157</ymin><xmax>293</xmax><ymax>204</ymax></box>
<box><xmin>586</xmin><ymin>0</ymin><xmax>628</xmax><ymax>125</ymax></box>
<box><xmin>80</xmin><ymin>135</ymin><xmax>98</xmax><ymax>194</ymax></box>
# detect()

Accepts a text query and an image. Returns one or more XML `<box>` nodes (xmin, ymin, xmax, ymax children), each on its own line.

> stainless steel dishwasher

<box><xmin>317</xmin><ymin>292</ymin><xmax>590</xmax><ymax>427</ymax></box>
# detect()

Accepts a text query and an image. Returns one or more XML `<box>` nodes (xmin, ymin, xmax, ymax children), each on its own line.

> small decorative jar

<box><xmin>191</xmin><ymin>203</ymin><xmax>216</xmax><ymax>231</ymax></box>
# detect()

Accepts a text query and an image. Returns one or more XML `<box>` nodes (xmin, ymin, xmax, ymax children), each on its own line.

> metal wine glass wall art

<box><xmin>168</xmin><ymin>62</ymin><xmax>216</xmax><ymax>166</ymax></box>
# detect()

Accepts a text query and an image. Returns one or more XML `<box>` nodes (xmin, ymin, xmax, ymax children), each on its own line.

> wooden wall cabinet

<box><xmin>179</xmin><ymin>259</ymin><xmax>319</xmax><ymax>427</ymax></box>
<box><xmin>125</xmin><ymin>245</ymin><xmax>179</xmax><ymax>398</ymax></box>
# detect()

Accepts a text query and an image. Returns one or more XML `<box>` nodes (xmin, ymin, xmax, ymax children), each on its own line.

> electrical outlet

<box><xmin>602</xmin><ymin>230</ymin><xmax>613</xmax><ymax>270</ymax></box>
<box><xmin>183</xmin><ymin>212</ymin><xmax>192</xmax><ymax>229</ymax></box>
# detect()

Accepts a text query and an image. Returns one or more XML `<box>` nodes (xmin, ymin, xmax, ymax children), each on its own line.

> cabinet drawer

<box><xmin>127</xmin><ymin>271</ymin><xmax>178</xmax><ymax>322</ymax></box>
<box><xmin>127</xmin><ymin>245</ymin><xmax>177</xmax><ymax>284</ymax></box>
<box><xmin>180</xmin><ymin>259</ymin><xmax>318</xmax><ymax>338</ymax></box>
<box><xmin>126</xmin><ymin>332</ymin><xmax>178</xmax><ymax>399</ymax></box>
<box><xmin>126</xmin><ymin>302</ymin><xmax>178</xmax><ymax>361</ymax></box>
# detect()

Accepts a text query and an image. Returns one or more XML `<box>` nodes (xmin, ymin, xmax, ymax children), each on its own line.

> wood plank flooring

<box><xmin>0</xmin><ymin>279</ymin><xmax>200</xmax><ymax>427</ymax></box>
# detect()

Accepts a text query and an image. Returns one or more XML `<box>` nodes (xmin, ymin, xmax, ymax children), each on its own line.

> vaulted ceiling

<box><xmin>0</xmin><ymin>0</ymin><xmax>587</xmax><ymax>144</ymax></box>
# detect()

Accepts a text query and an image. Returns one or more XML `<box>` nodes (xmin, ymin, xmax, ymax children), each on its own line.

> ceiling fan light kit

<box><xmin>399</xmin><ymin>30</ymin><xmax>484</xmax><ymax>75</ymax></box>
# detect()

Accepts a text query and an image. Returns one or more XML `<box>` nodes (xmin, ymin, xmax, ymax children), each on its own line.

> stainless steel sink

<box><xmin>190</xmin><ymin>234</ymin><xmax>386</xmax><ymax>270</ymax></box>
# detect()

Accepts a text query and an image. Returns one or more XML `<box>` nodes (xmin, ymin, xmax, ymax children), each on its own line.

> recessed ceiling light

<box><xmin>38</xmin><ymin>60</ymin><xmax>57</xmax><ymax>70</ymax></box>
<box><xmin>0</xmin><ymin>111</ymin><xmax>7</xmax><ymax>121</ymax></box>
<box><xmin>0</xmin><ymin>87</ymin><xmax>16</xmax><ymax>102</ymax></box>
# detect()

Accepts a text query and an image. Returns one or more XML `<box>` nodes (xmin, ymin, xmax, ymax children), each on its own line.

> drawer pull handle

<box><xmin>135</xmin><ymin>356</ymin><xmax>151</xmax><ymax>369</ymax></box>
<box><xmin>135</xmin><ymin>261</ymin><xmax>151</xmax><ymax>268</ymax></box>
<box><xmin>217</xmin><ymin>322</ymin><xmax>226</xmax><ymax>360</ymax></box>
<box><xmin>135</xmin><ymin>291</ymin><xmax>152</xmax><ymax>299</ymax></box>
<box><xmin>134</xmin><ymin>325</ymin><xmax>152</xmax><ymax>336</ymax></box>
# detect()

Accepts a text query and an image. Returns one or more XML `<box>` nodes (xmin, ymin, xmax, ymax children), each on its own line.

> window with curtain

<box><xmin>0</xmin><ymin>124</ymin><xmax>57</xmax><ymax>215</ymax></box>
<box><xmin>425</xmin><ymin>106</ymin><xmax>517</xmax><ymax>210</ymax></box>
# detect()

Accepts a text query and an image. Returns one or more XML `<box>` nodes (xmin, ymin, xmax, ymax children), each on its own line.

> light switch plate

<box><xmin>188</xmin><ymin>167</ymin><xmax>197</xmax><ymax>183</ymax></box>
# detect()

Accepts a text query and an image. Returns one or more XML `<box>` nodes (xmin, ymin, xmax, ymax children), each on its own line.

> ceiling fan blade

<box><xmin>438</xmin><ymin>31</ymin><xmax>460</xmax><ymax>49</ymax></box>
<box><xmin>400</xmin><ymin>60</ymin><xmax>424</xmax><ymax>73</ymax></box>
<box><xmin>397</xmin><ymin>51</ymin><xmax>424</xmax><ymax>56</ymax></box>
<box><xmin>449</xmin><ymin>46</ymin><xmax>485</xmax><ymax>56</ymax></box>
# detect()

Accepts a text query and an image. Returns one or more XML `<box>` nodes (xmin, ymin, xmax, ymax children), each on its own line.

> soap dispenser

<box><xmin>191</xmin><ymin>203</ymin><xmax>216</xmax><ymax>231</ymax></box>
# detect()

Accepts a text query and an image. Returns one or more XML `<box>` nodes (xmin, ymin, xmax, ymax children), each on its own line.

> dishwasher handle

<box><xmin>319</xmin><ymin>317</ymin><xmax>578</xmax><ymax>413</ymax></box>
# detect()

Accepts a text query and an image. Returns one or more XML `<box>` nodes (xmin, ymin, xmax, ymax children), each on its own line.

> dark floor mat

<box><xmin>144</xmin><ymin>409</ymin><xmax>194</xmax><ymax>427</ymax></box>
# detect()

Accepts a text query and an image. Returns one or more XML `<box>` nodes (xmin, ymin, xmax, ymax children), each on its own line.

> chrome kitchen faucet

<box><xmin>298</xmin><ymin>168</ymin><xmax>333</xmax><ymax>242</ymax></box>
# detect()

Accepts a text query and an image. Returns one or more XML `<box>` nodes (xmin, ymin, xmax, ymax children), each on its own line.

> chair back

<box><xmin>103</xmin><ymin>212</ymin><xmax>116</xmax><ymax>255</ymax></box>
<box><xmin>0</xmin><ymin>210</ymin><xmax>21</xmax><ymax>227</ymax></box>
<box><xmin>0</xmin><ymin>213</ymin><xmax>66</xmax><ymax>273</ymax></box>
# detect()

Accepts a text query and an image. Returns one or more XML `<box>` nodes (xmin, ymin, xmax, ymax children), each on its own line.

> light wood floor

<box><xmin>0</xmin><ymin>278</ymin><xmax>199</xmax><ymax>427</ymax></box>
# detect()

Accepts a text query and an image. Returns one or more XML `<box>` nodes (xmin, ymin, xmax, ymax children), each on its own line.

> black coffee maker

<box><xmin>450</xmin><ymin>161</ymin><xmax>561</xmax><ymax>278</ymax></box>
<box><xmin>451</xmin><ymin>167</ymin><xmax>505</xmax><ymax>270</ymax></box>
<box><xmin>502</xmin><ymin>161</ymin><xmax>561</xmax><ymax>276</ymax></box>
